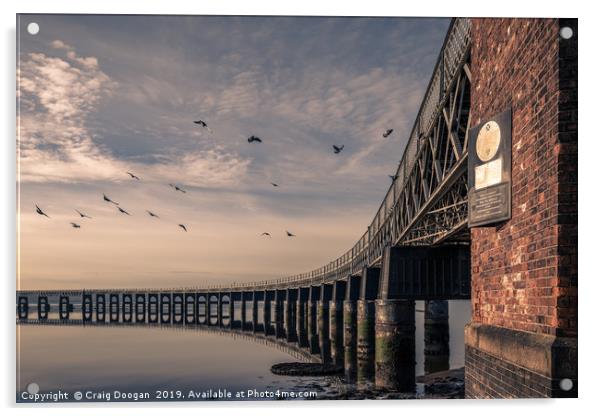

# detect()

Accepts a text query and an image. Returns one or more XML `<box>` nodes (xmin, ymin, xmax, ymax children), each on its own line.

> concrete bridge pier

<box><xmin>344</xmin><ymin>275</ymin><xmax>361</xmax><ymax>381</ymax></box>
<box><xmin>424</xmin><ymin>300</ymin><xmax>450</xmax><ymax>374</ymax></box>
<box><xmin>357</xmin><ymin>266</ymin><xmax>380</xmax><ymax>385</ymax></box>
<box><xmin>252</xmin><ymin>291</ymin><xmax>260</xmax><ymax>332</ymax></box>
<box><xmin>137</xmin><ymin>294</ymin><xmax>147</xmax><ymax>323</ymax></box>
<box><xmin>122</xmin><ymin>293</ymin><xmax>133</xmax><ymax>323</ymax></box>
<box><xmin>308</xmin><ymin>286</ymin><xmax>320</xmax><ymax>354</ymax></box>
<box><xmin>172</xmin><ymin>293</ymin><xmax>183</xmax><ymax>325</ymax></box>
<box><xmin>228</xmin><ymin>292</ymin><xmax>235</xmax><ymax>328</ymax></box>
<box><xmin>160</xmin><ymin>293</ymin><xmax>171</xmax><ymax>324</ymax></box>
<box><xmin>82</xmin><ymin>293</ymin><xmax>93</xmax><ymax>321</ymax></box>
<box><xmin>149</xmin><ymin>293</ymin><xmax>159</xmax><ymax>323</ymax></box>
<box><xmin>59</xmin><ymin>295</ymin><xmax>70</xmax><ymax>320</ymax></box>
<box><xmin>296</xmin><ymin>287</ymin><xmax>309</xmax><ymax>348</ymax></box>
<box><xmin>216</xmin><ymin>292</ymin><xmax>224</xmax><ymax>327</ymax></box>
<box><xmin>110</xmin><ymin>293</ymin><xmax>120</xmax><ymax>322</ymax></box>
<box><xmin>96</xmin><ymin>294</ymin><xmax>106</xmax><ymax>322</ymax></box>
<box><xmin>329</xmin><ymin>280</ymin><xmax>346</xmax><ymax>368</ymax></box>
<box><xmin>240</xmin><ymin>292</ymin><xmax>247</xmax><ymax>330</ymax></box>
<box><xmin>200</xmin><ymin>293</ymin><xmax>209</xmax><ymax>326</ymax></box>
<box><xmin>375</xmin><ymin>299</ymin><xmax>416</xmax><ymax>392</ymax></box>
<box><xmin>263</xmin><ymin>290</ymin><xmax>274</xmax><ymax>335</ymax></box>
<box><xmin>275</xmin><ymin>290</ymin><xmax>285</xmax><ymax>338</ymax></box>
<box><xmin>183</xmin><ymin>293</ymin><xmax>195</xmax><ymax>325</ymax></box>
<box><xmin>318</xmin><ymin>283</ymin><xmax>333</xmax><ymax>364</ymax></box>
<box><xmin>37</xmin><ymin>295</ymin><xmax>49</xmax><ymax>320</ymax></box>
<box><xmin>285</xmin><ymin>288</ymin><xmax>298</xmax><ymax>342</ymax></box>
<box><xmin>17</xmin><ymin>296</ymin><xmax>28</xmax><ymax>319</ymax></box>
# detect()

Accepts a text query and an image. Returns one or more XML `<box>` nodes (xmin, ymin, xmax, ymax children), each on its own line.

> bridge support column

<box><xmin>343</xmin><ymin>301</ymin><xmax>357</xmax><ymax>379</ymax></box>
<box><xmin>263</xmin><ymin>291</ymin><xmax>273</xmax><ymax>335</ymax></box>
<box><xmin>136</xmin><ymin>294</ymin><xmax>147</xmax><ymax>323</ymax></box>
<box><xmin>318</xmin><ymin>284</ymin><xmax>333</xmax><ymax>364</ymax></box>
<box><xmin>203</xmin><ymin>293</ymin><xmax>210</xmax><ymax>326</ymax></box>
<box><xmin>216</xmin><ymin>293</ymin><xmax>223</xmax><ymax>327</ymax></box>
<box><xmin>240</xmin><ymin>292</ymin><xmax>247</xmax><ymax>330</ymax></box>
<box><xmin>343</xmin><ymin>274</ymin><xmax>361</xmax><ymax>381</ymax></box>
<box><xmin>329</xmin><ymin>280</ymin><xmax>346</xmax><ymax>368</ymax></box>
<box><xmin>252</xmin><ymin>292</ymin><xmax>259</xmax><ymax>332</ymax></box>
<box><xmin>285</xmin><ymin>288</ymin><xmax>297</xmax><ymax>342</ymax></box>
<box><xmin>18</xmin><ymin>296</ymin><xmax>29</xmax><ymax>319</ymax></box>
<box><xmin>424</xmin><ymin>300</ymin><xmax>449</xmax><ymax>374</ymax></box>
<box><xmin>160</xmin><ymin>293</ymin><xmax>170</xmax><ymax>324</ymax></box>
<box><xmin>296</xmin><ymin>288</ymin><xmax>309</xmax><ymax>347</ymax></box>
<box><xmin>172</xmin><ymin>293</ymin><xmax>183</xmax><ymax>324</ymax></box>
<box><xmin>357</xmin><ymin>300</ymin><xmax>376</xmax><ymax>384</ymax></box>
<box><xmin>308</xmin><ymin>286</ymin><xmax>320</xmax><ymax>354</ymax></box>
<box><xmin>96</xmin><ymin>294</ymin><xmax>106</xmax><ymax>322</ymax></box>
<box><xmin>122</xmin><ymin>293</ymin><xmax>133</xmax><ymax>323</ymax></box>
<box><xmin>149</xmin><ymin>293</ymin><xmax>159</xmax><ymax>323</ymax></box>
<box><xmin>356</xmin><ymin>266</ymin><xmax>380</xmax><ymax>385</ymax></box>
<box><xmin>37</xmin><ymin>295</ymin><xmax>49</xmax><ymax>320</ymax></box>
<box><xmin>59</xmin><ymin>295</ymin><xmax>70</xmax><ymax>320</ymax></box>
<box><xmin>110</xmin><ymin>293</ymin><xmax>120</xmax><ymax>322</ymax></box>
<box><xmin>275</xmin><ymin>290</ymin><xmax>285</xmax><ymax>338</ymax></box>
<box><xmin>228</xmin><ymin>293</ymin><xmax>235</xmax><ymax>328</ymax></box>
<box><xmin>375</xmin><ymin>299</ymin><xmax>415</xmax><ymax>392</ymax></box>
<box><xmin>82</xmin><ymin>293</ymin><xmax>93</xmax><ymax>321</ymax></box>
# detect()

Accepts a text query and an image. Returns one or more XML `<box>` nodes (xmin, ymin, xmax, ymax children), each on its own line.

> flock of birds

<box><xmin>34</xmin><ymin>118</ymin><xmax>396</xmax><ymax>238</ymax></box>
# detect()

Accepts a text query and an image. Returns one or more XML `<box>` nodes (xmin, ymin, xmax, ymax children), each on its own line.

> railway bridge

<box><xmin>17</xmin><ymin>17</ymin><xmax>578</xmax><ymax>398</ymax></box>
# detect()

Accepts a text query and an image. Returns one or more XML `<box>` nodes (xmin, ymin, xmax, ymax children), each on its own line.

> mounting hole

<box><xmin>559</xmin><ymin>378</ymin><xmax>573</xmax><ymax>391</ymax></box>
<box><xmin>27</xmin><ymin>382</ymin><xmax>40</xmax><ymax>394</ymax></box>
<box><xmin>27</xmin><ymin>22</ymin><xmax>40</xmax><ymax>35</ymax></box>
<box><xmin>560</xmin><ymin>26</ymin><xmax>573</xmax><ymax>40</ymax></box>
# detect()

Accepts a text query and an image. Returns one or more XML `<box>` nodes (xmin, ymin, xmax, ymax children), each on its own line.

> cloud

<box><xmin>18</xmin><ymin>42</ymin><xmax>250</xmax><ymax>187</ymax></box>
<box><xmin>50</xmin><ymin>39</ymin><xmax>73</xmax><ymax>50</ymax></box>
<box><xmin>18</xmin><ymin>47</ymin><xmax>120</xmax><ymax>183</ymax></box>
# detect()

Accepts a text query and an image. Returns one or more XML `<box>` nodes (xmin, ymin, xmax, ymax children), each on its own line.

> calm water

<box><xmin>16</xmin><ymin>300</ymin><xmax>470</xmax><ymax>402</ymax></box>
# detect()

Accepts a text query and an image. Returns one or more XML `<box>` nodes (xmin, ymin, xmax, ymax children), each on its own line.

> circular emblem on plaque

<box><xmin>476</xmin><ymin>120</ymin><xmax>501</xmax><ymax>162</ymax></box>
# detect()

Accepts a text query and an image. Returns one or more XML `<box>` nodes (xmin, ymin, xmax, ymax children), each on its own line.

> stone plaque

<box><xmin>468</xmin><ymin>108</ymin><xmax>512</xmax><ymax>227</ymax></box>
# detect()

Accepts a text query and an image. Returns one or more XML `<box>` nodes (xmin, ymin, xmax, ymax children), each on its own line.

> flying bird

<box><xmin>270</xmin><ymin>182</ymin><xmax>279</xmax><ymax>187</ymax></box>
<box><xmin>193</xmin><ymin>119</ymin><xmax>213</xmax><ymax>133</ymax></box>
<box><xmin>260</xmin><ymin>232</ymin><xmax>271</xmax><ymax>237</ymax></box>
<box><xmin>146</xmin><ymin>210</ymin><xmax>159</xmax><ymax>218</ymax></box>
<box><xmin>70</xmin><ymin>222</ymin><xmax>81</xmax><ymax>228</ymax></box>
<box><xmin>103</xmin><ymin>194</ymin><xmax>119</xmax><ymax>205</ymax></box>
<box><xmin>389</xmin><ymin>174</ymin><xmax>399</xmax><ymax>182</ymax></box>
<box><xmin>117</xmin><ymin>207</ymin><xmax>130</xmax><ymax>216</ymax></box>
<box><xmin>178</xmin><ymin>224</ymin><xmax>188</xmax><ymax>232</ymax></box>
<box><xmin>332</xmin><ymin>145</ymin><xmax>344</xmax><ymax>154</ymax></box>
<box><xmin>75</xmin><ymin>209</ymin><xmax>92</xmax><ymax>219</ymax></box>
<box><xmin>248</xmin><ymin>135</ymin><xmax>262</xmax><ymax>143</ymax></box>
<box><xmin>383</xmin><ymin>128</ymin><xmax>394</xmax><ymax>138</ymax></box>
<box><xmin>169</xmin><ymin>184</ymin><xmax>187</xmax><ymax>193</ymax></box>
<box><xmin>286</xmin><ymin>231</ymin><xmax>296</xmax><ymax>237</ymax></box>
<box><xmin>126</xmin><ymin>171</ymin><xmax>140</xmax><ymax>180</ymax></box>
<box><xmin>35</xmin><ymin>204</ymin><xmax>50</xmax><ymax>218</ymax></box>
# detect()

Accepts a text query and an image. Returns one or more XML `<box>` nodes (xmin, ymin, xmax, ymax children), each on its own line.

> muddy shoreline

<box><xmin>271</xmin><ymin>363</ymin><xmax>465</xmax><ymax>400</ymax></box>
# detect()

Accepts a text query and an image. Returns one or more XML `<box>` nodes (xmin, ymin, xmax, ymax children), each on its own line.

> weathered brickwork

<box><xmin>465</xmin><ymin>346</ymin><xmax>551</xmax><ymax>398</ymax></box>
<box><xmin>467</xmin><ymin>18</ymin><xmax>577</xmax><ymax>398</ymax></box>
<box><xmin>470</xmin><ymin>18</ymin><xmax>577</xmax><ymax>337</ymax></box>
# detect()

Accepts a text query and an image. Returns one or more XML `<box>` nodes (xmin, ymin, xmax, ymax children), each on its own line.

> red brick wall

<box><xmin>470</xmin><ymin>18</ymin><xmax>577</xmax><ymax>338</ymax></box>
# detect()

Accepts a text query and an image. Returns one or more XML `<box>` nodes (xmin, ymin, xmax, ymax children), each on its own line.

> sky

<box><xmin>17</xmin><ymin>14</ymin><xmax>450</xmax><ymax>290</ymax></box>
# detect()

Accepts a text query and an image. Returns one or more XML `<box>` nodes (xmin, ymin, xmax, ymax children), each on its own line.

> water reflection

<box><xmin>16</xmin><ymin>299</ymin><xmax>470</xmax><ymax>401</ymax></box>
